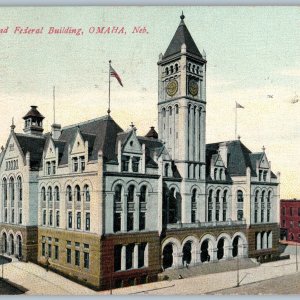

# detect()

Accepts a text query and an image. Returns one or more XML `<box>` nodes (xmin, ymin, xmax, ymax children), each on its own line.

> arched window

<box><xmin>208</xmin><ymin>190</ymin><xmax>213</xmax><ymax>222</ymax></box>
<box><xmin>75</xmin><ymin>185</ymin><xmax>81</xmax><ymax>202</ymax></box>
<box><xmin>162</xmin><ymin>108</ymin><xmax>166</xmax><ymax>117</ymax></box>
<box><xmin>170</xmin><ymin>65</ymin><xmax>174</xmax><ymax>73</ymax></box>
<box><xmin>165</xmin><ymin>67</ymin><xmax>169</xmax><ymax>75</ymax></box>
<box><xmin>267</xmin><ymin>191</ymin><xmax>271</xmax><ymax>222</ymax></box>
<box><xmin>214</xmin><ymin>168</ymin><xmax>217</xmax><ymax>180</ymax></box>
<box><xmin>223</xmin><ymin>190</ymin><xmax>228</xmax><ymax>221</ymax></box>
<box><xmin>54</xmin><ymin>186</ymin><xmax>60</xmax><ymax>201</ymax></box>
<box><xmin>175</xmin><ymin>64</ymin><xmax>179</xmax><ymax>72</ymax></box>
<box><xmin>261</xmin><ymin>191</ymin><xmax>265</xmax><ymax>223</ymax></box>
<box><xmin>139</xmin><ymin>185</ymin><xmax>147</xmax><ymax>203</ymax></box>
<box><xmin>255</xmin><ymin>190</ymin><xmax>259</xmax><ymax>202</ymax></box>
<box><xmin>17</xmin><ymin>176</ymin><xmax>22</xmax><ymax>201</ymax></box>
<box><xmin>165</xmin><ymin>164</ymin><xmax>169</xmax><ymax>177</ymax></box>
<box><xmin>175</xmin><ymin>104</ymin><xmax>179</xmax><ymax>114</ymax></box>
<box><xmin>84</xmin><ymin>185</ymin><xmax>90</xmax><ymax>202</ymax></box>
<box><xmin>9</xmin><ymin>177</ymin><xmax>15</xmax><ymax>203</ymax></box>
<box><xmin>41</xmin><ymin>187</ymin><xmax>46</xmax><ymax>201</ymax></box>
<box><xmin>169</xmin><ymin>106</ymin><xmax>172</xmax><ymax>116</ymax></box>
<box><xmin>216</xmin><ymin>190</ymin><xmax>220</xmax><ymax>203</ymax></box>
<box><xmin>127</xmin><ymin>185</ymin><xmax>135</xmax><ymax>203</ymax></box>
<box><xmin>66</xmin><ymin>185</ymin><xmax>72</xmax><ymax>202</ymax></box>
<box><xmin>219</xmin><ymin>169</ymin><xmax>223</xmax><ymax>180</ymax></box>
<box><xmin>47</xmin><ymin>186</ymin><xmax>52</xmax><ymax>202</ymax></box>
<box><xmin>113</xmin><ymin>184</ymin><xmax>122</xmax><ymax>232</ymax></box>
<box><xmin>223</xmin><ymin>190</ymin><xmax>228</xmax><ymax>203</ymax></box>
<box><xmin>267</xmin><ymin>191</ymin><xmax>271</xmax><ymax>202</ymax></box>
<box><xmin>191</xmin><ymin>189</ymin><xmax>197</xmax><ymax>223</ymax></box>
<box><xmin>237</xmin><ymin>190</ymin><xmax>244</xmax><ymax>202</ymax></box>
<box><xmin>56</xmin><ymin>210</ymin><xmax>60</xmax><ymax>227</ymax></box>
<box><xmin>3</xmin><ymin>178</ymin><xmax>7</xmax><ymax>203</ymax></box>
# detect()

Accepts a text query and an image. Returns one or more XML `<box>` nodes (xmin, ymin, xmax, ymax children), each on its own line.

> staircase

<box><xmin>158</xmin><ymin>258</ymin><xmax>259</xmax><ymax>281</ymax></box>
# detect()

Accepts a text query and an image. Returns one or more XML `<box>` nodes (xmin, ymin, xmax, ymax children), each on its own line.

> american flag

<box><xmin>110</xmin><ymin>65</ymin><xmax>123</xmax><ymax>87</ymax></box>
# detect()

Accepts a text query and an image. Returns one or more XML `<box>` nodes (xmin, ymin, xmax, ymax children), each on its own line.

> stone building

<box><xmin>0</xmin><ymin>14</ymin><xmax>280</xmax><ymax>290</ymax></box>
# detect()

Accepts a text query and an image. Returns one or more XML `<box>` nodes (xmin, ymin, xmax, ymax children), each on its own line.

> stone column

<box><xmin>133</xmin><ymin>244</ymin><xmax>139</xmax><ymax>269</ymax></box>
<box><xmin>227</xmin><ymin>246</ymin><xmax>233</xmax><ymax>259</ymax></box>
<box><xmin>256</xmin><ymin>232</ymin><xmax>261</xmax><ymax>250</ymax></box>
<box><xmin>173</xmin><ymin>252</ymin><xmax>183</xmax><ymax>268</ymax></box>
<box><xmin>121</xmin><ymin>245</ymin><xmax>126</xmax><ymax>271</ymax></box>
<box><xmin>211</xmin><ymin>248</ymin><xmax>218</xmax><ymax>262</ymax></box>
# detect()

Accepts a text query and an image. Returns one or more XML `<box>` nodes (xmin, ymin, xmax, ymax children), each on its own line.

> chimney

<box><xmin>51</xmin><ymin>123</ymin><xmax>61</xmax><ymax>139</ymax></box>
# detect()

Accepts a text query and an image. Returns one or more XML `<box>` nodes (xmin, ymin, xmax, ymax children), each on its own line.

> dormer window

<box><xmin>132</xmin><ymin>157</ymin><xmax>140</xmax><ymax>172</ymax></box>
<box><xmin>47</xmin><ymin>162</ymin><xmax>51</xmax><ymax>175</ymax></box>
<box><xmin>165</xmin><ymin>164</ymin><xmax>169</xmax><ymax>177</ymax></box>
<box><xmin>73</xmin><ymin>157</ymin><xmax>78</xmax><ymax>172</ymax></box>
<box><xmin>80</xmin><ymin>156</ymin><xmax>85</xmax><ymax>172</ymax></box>
<box><xmin>121</xmin><ymin>156</ymin><xmax>129</xmax><ymax>172</ymax></box>
<box><xmin>263</xmin><ymin>171</ymin><xmax>267</xmax><ymax>182</ymax></box>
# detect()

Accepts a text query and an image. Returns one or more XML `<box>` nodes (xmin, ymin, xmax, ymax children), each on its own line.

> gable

<box><xmin>71</xmin><ymin>130</ymin><xmax>85</xmax><ymax>155</ymax></box>
<box><xmin>44</xmin><ymin>138</ymin><xmax>56</xmax><ymax>160</ymax></box>
<box><xmin>259</xmin><ymin>153</ymin><xmax>269</xmax><ymax>169</ymax></box>
<box><xmin>214</xmin><ymin>154</ymin><xmax>225</xmax><ymax>167</ymax></box>
<box><xmin>123</xmin><ymin>131</ymin><xmax>143</xmax><ymax>155</ymax></box>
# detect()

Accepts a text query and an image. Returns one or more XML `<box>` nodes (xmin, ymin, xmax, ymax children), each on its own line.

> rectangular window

<box><xmin>261</xmin><ymin>210</ymin><xmax>264</xmax><ymax>223</ymax></box>
<box><xmin>19</xmin><ymin>209</ymin><xmax>22</xmax><ymax>224</ymax></box>
<box><xmin>75</xmin><ymin>250</ymin><xmax>80</xmax><ymax>266</ymax></box>
<box><xmin>126</xmin><ymin>244</ymin><xmax>134</xmax><ymax>270</ymax></box>
<box><xmin>290</xmin><ymin>207</ymin><xmax>293</xmax><ymax>216</ymax></box>
<box><xmin>282</xmin><ymin>207</ymin><xmax>286</xmax><ymax>216</ymax></box>
<box><xmin>263</xmin><ymin>171</ymin><xmax>267</xmax><ymax>181</ymax></box>
<box><xmin>215</xmin><ymin>210</ymin><xmax>219</xmax><ymax>221</ymax></box>
<box><xmin>283</xmin><ymin>220</ymin><xmax>286</xmax><ymax>227</ymax></box>
<box><xmin>49</xmin><ymin>210</ymin><xmax>53</xmax><ymax>226</ymax></box>
<box><xmin>11</xmin><ymin>209</ymin><xmax>15</xmax><ymax>223</ymax></box>
<box><xmin>48</xmin><ymin>244</ymin><xmax>52</xmax><ymax>258</ymax></box>
<box><xmin>254</xmin><ymin>210</ymin><xmax>258</xmax><ymax>223</ymax></box>
<box><xmin>84</xmin><ymin>252</ymin><xmax>89</xmax><ymax>269</ymax></box>
<box><xmin>52</xmin><ymin>161</ymin><xmax>56</xmax><ymax>175</ymax></box>
<box><xmin>208</xmin><ymin>210</ymin><xmax>212</xmax><ymax>222</ymax></box>
<box><xmin>191</xmin><ymin>210</ymin><xmax>196</xmax><ymax>223</ymax></box>
<box><xmin>85</xmin><ymin>212</ymin><xmax>90</xmax><ymax>231</ymax></box>
<box><xmin>73</xmin><ymin>157</ymin><xmax>78</xmax><ymax>172</ymax></box>
<box><xmin>54</xmin><ymin>245</ymin><xmax>59</xmax><ymax>260</ymax></box>
<box><xmin>237</xmin><ymin>210</ymin><xmax>243</xmax><ymax>221</ymax></box>
<box><xmin>298</xmin><ymin>208</ymin><xmax>300</xmax><ymax>217</ymax></box>
<box><xmin>56</xmin><ymin>211</ymin><xmax>60</xmax><ymax>227</ymax></box>
<box><xmin>75</xmin><ymin>242</ymin><xmax>80</xmax><ymax>247</ymax></box>
<box><xmin>223</xmin><ymin>210</ymin><xmax>226</xmax><ymax>222</ymax></box>
<box><xmin>42</xmin><ymin>242</ymin><xmax>45</xmax><ymax>256</ymax></box>
<box><xmin>132</xmin><ymin>157</ymin><xmax>140</xmax><ymax>172</ymax></box>
<box><xmin>267</xmin><ymin>209</ymin><xmax>270</xmax><ymax>222</ymax></box>
<box><xmin>290</xmin><ymin>221</ymin><xmax>294</xmax><ymax>228</ymax></box>
<box><xmin>114</xmin><ymin>213</ymin><xmax>121</xmax><ymax>232</ymax></box>
<box><xmin>47</xmin><ymin>162</ymin><xmax>51</xmax><ymax>175</ymax></box>
<box><xmin>4</xmin><ymin>208</ymin><xmax>7</xmax><ymax>223</ymax></box>
<box><xmin>68</xmin><ymin>212</ymin><xmax>72</xmax><ymax>229</ymax></box>
<box><xmin>80</xmin><ymin>156</ymin><xmax>85</xmax><ymax>172</ymax></box>
<box><xmin>76</xmin><ymin>212</ymin><xmax>81</xmax><ymax>229</ymax></box>
<box><xmin>127</xmin><ymin>212</ymin><xmax>134</xmax><ymax>231</ymax></box>
<box><xmin>139</xmin><ymin>212</ymin><xmax>145</xmax><ymax>230</ymax></box>
<box><xmin>121</xmin><ymin>156</ymin><xmax>129</xmax><ymax>172</ymax></box>
<box><xmin>67</xmin><ymin>248</ymin><xmax>71</xmax><ymax>264</ymax></box>
<box><xmin>114</xmin><ymin>245</ymin><xmax>122</xmax><ymax>271</ymax></box>
<box><xmin>138</xmin><ymin>243</ymin><xmax>146</xmax><ymax>268</ymax></box>
<box><xmin>298</xmin><ymin>221</ymin><xmax>300</xmax><ymax>228</ymax></box>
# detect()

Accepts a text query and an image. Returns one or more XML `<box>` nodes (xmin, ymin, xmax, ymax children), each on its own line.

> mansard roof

<box><xmin>163</xmin><ymin>14</ymin><xmax>202</xmax><ymax>59</ymax></box>
<box><xmin>23</xmin><ymin>105</ymin><xmax>45</xmax><ymax>120</ymax></box>
<box><xmin>15</xmin><ymin>133</ymin><xmax>46</xmax><ymax>170</ymax></box>
<box><xmin>58</xmin><ymin>115</ymin><xmax>123</xmax><ymax>165</ymax></box>
<box><xmin>206</xmin><ymin>140</ymin><xmax>277</xmax><ymax>180</ymax></box>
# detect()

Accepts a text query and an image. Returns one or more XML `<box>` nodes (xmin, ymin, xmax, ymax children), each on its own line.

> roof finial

<box><xmin>11</xmin><ymin>117</ymin><xmax>15</xmax><ymax>131</ymax></box>
<box><xmin>262</xmin><ymin>145</ymin><xmax>266</xmax><ymax>152</ymax></box>
<box><xmin>180</xmin><ymin>11</ymin><xmax>185</xmax><ymax>20</ymax></box>
<box><xmin>237</xmin><ymin>135</ymin><xmax>241</xmax><ymax>140</ymax></box>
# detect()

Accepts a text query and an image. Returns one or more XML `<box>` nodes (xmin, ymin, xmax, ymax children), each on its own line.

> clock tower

<box><xmin>158</xmin><ymin>13</ymin><xmax>207</xmax><ymax>182</ymax></box>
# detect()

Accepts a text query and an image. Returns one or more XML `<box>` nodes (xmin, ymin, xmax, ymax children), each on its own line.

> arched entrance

<box><xmin>200</xmin><ymin>239</ymin><xmax>213</xmax><ymax>262</ymax></box>
<box><xmin>217</xmin><ymin>238</ymin><xmax>225</xmax><ymax>260</ymax></box>
<box><xmin>162</xmin><ymin>243</ymin><xmax>173</xmax><ymax>269</ymax></box>
<box><xmin>182</xmin><ymin>242</ymin><xmax>192</xmax><ymax>266</ymax></box>
<box><xmin>9</xmin><ymin>234</ymin><xmax>14</xmax><ymax>255</ymax></box>
<box><xmin>2</xmin><ymin>233</ymin><xmax>7</xmax><ymax>253</ymax></box>
<box><xmin>16</xmin><ymin>235</ymin><xmax>22</xmax><ymax>257</ymax></box>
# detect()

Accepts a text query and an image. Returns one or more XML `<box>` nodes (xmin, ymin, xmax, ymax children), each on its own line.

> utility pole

<box><xmin>296</xmin><ymin>241</ymin><xmax>298</xmax><ymax>272</ymax></box>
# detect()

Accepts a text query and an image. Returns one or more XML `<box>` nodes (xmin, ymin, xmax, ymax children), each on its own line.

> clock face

<box><xmin>189</xmin><ymin>80</ymin><xmax>198</xmax><ymax>96</ymax></box>
<box><xmin>166</xmin><ymin>80</ymin><xmax>178</xmax><ymax>97</ymax></box>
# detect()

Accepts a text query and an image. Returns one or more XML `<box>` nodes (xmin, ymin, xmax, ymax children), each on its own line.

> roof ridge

<box><xmin>15</xmin><ymin>133</ymin><xmax>46</xmax><ymax>139</ymax></box>
<box><xmin>62</xmin><ymin>115</ymin><xmax>109</xmax><ymax>130</ymax></box>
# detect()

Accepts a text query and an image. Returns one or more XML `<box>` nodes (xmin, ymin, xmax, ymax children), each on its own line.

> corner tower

<box><xmin>158</xmin><ymin>14</ymin><xmax>207</xmax><ymax>180</ymax></box>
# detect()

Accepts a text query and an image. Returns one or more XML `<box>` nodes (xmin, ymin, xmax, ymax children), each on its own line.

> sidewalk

<box><xmin>1</xmin><ymin>256</ymin><xmax>299</xmax><ymax>295</ymax></box>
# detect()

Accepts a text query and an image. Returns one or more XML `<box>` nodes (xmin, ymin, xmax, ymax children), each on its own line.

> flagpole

<box><xmin>53</xmin><ymin>86</ymin><xmax>56</xmax><ymax>124</ymax></box>
<box><xmin>235</xmin><ymin>102</ymin><xmax>237</xmax><ymax>140</ymax></box>
<box><xmin>108</xmin><ymin>60</ymin><xmax>111</xmax><ymax>115</ymax></box>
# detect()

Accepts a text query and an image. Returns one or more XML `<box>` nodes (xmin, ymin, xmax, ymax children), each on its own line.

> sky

<box><xmin>0</xmin><ymin>6</ymin><xmax>299</xmax><ymax>198</ymax></box>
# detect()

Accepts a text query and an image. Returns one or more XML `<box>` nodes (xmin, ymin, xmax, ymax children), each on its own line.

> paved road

<box><xmin>212</xmin><ymin>272</ymin><xmax>300</xmax><ymax>295</ymax></box>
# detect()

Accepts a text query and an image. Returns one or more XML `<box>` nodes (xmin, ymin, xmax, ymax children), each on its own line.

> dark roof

<box><xmin>163</xmin><ymin>15</ymin><xmax>202</xmax><ymax>59</ymax></box>
<box><xmin>206</xmin><ymin>140</ymin><xmax>277</xmax><ymax>180</ymax></box>
<box><xmin>58</xmin><ymin>115</ymin><xmax>123</xmax><ymax>165</ymax></box>
<box><xmin>15</xmin><ymin>133</ymin><xmax>46</xmax><ymax>170</ymax></box>
<box><xmin>145</xmin><ymin>127</ymin><xmax>158</xmax><ymax>139</ymax></box>
<box><xmin>23</xmin><ymin>106</ymin><xmax>45</xmax><ymax>120</ymax></box>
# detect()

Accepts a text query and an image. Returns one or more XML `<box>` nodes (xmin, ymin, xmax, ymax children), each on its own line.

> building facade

<box><xmin>0</xmin><ymin>14</ymin><xmax>281</xmax><ymax>290</ymax></box>
<box><xmin>280</xmin><ymin>199</ymin><xmax>300</xmax><ymax>242</ymax></box>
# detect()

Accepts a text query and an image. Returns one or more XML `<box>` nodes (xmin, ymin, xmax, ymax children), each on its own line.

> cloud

<box><xmin>278</xmin><ymin>68</ymin><xmax>300</xmax><ymax>77</ymax></box>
